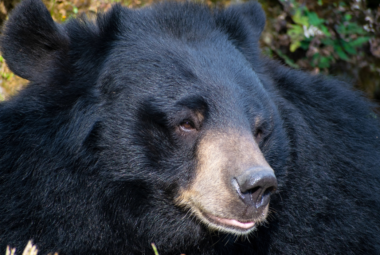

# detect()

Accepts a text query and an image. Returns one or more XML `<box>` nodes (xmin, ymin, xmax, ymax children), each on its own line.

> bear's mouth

<box><xmin>198</xmin><ymin>209</ymin><xmax>257</xmax><ymax>234</ymax></box>
<box><xmin>205</xmin><ymin>213</ymin><xmax>255</xmax><ymax>229</ymax></box>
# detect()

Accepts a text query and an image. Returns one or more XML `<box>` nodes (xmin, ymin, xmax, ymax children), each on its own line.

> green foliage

<box><xmin>280</xmin><ymin>0</ymin><xmax>372</xmax><ymax>68</ymax></box>
<box><xmin>0</xmin><ymin>57</ymin><xmax>14</xmax><ymax>80</ymax></box>
<box><xmin>260</xmin><ymin>0</ymin><xmax>380</xmax><ymax>101</ymax></box>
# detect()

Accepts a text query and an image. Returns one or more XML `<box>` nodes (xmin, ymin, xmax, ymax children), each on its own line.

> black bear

<box><xmin>1</xmin><ymin>0</ymin><xmax>380</xmax><ymax>254</ymax></box>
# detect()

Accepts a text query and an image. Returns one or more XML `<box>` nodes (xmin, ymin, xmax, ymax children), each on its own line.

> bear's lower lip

<box><xmin>204</xmin><ymin>213</ymin><xmax>255</xmax><ymax>229</ymax></box>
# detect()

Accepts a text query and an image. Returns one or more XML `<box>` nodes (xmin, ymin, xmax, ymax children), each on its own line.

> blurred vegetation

<box><xmin>0</xmin><ymin>0</ymin><xmax>379</xmax><ymax>102</ymax></box>
<box><xmin>261</xmin><ymin>0</ymin><xmax>380</xmax><ymax>102</ymax></box>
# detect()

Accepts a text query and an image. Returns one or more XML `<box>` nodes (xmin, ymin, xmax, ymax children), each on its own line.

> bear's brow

<box><xmin>175</xmin><ymin>95</ymin><xmax>207</xmax><ymax>111</ymax></box>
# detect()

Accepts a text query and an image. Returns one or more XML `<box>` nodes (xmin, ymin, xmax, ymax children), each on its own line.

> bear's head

<box><xmin>1</xmin><ymin>0</ymin><xmax>289</xmax><ymax>251</ymax></box>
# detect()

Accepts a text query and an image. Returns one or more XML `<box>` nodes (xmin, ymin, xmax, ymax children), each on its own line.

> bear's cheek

<box><xmin>175</xmin><ymin>129</ymin><xmax>277</xmax><ymax>234</ymax></box>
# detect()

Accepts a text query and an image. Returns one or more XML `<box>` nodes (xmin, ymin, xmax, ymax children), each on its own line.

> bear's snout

<box><xmin>176</xmin><ymin>129</ymin><xmax>276</xmax><ymax>234</ymax></box>
<box><xmin>233</xmin><ymin>168</ymin><xmax>277</xmax><ymax>209</ymax></box>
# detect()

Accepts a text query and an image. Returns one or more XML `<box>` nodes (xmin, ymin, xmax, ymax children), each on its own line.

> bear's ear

<box><xmin>215</xmin><ymin>1</ymin><xmax>265</xmax><ymax>69</ymax></box>
<box><xmin>215</xmin><ymin>1</ymin><xmax>265</xmax><ymax>65</ymax></box>
<box><xmin>216</xmin><ymin>1</ymin><xmax>265</xmax><ymax>38</ymax></box>
<box><xmin>0</xmin><ymin>0</ymin><xmax>70</xmax><ymax>81</ymax></box>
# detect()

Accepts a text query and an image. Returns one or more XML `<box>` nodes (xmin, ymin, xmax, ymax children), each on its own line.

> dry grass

<box><xmin>5</xmin><ymin>241</ymin><xmax>59</xmax><ymax>255</ymax></box>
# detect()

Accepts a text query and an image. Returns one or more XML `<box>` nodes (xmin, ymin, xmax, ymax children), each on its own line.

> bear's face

<box><xmin>3</xmin><ymin>1</ymin><xmax>380</xmax><ymax>254</ymax></box>
<box><xmin>98</xmin><ymin>25</ymin><xmax>284</xmax><ymax>235</ymax></box>
<box><xmin>0</xmin><ymin>0</ymin><xmax>288</xmax><ymax>245</ymax></box>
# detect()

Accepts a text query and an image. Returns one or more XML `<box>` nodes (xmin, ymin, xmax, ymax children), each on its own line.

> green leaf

<box><xmin>311</xmin><ymin>53</ymin><xmax>320</xmax><ymax>67</ymax></box>
<box><xmin>319</xmin><ymin>56</ymin><xmax>332</xmax><ymax>68</ymax></box>
<box><xmin>287</xmin><ymin>24</ymin><xmax>305</xmax><ymax>51</ymax></box>
<box><xmin>288</xmin><ymin>24</ymin><xmax>304</xmax><ymax>36</ymax></box>
<box><xmin>320</xmin><ymin>25</ymin><xmax>331</xmax><ymax>37</ymax></box>
<box><xmin>300</xmin><ymin>39</ymin><xmax>311</xmax><ymax>50</ymax></box>
<box><xmin>293</xmin><ymin>9</ymin><xmax>309</xmax><ymax>26</ymax></box>
<box><xmin>307</xmin><ymin>12</ymin><xmax>325</xmax><ymax>26</ymax></box>
<box><xmin>349</xmin><ymin>37</ymin><xmax>371</xmax><ymax>47</ymax></box>
<box><xmin>336</xmin><ymin>24</ymin><xmax>346</xmax><ymax>35</ymax></box>
<box><xmin>342</xmin><ymin>41</ymin><xmax>357</xmax><ymax>54</ymax></box>
<box><xmin>290</xmin><ymin>41</ymin><xmax>301</xmax><ymax>52</ymax></box>
<box><xmin>339</xmin><ymin>2</ymin><xmax>347</xmax><ymax>7</ymax></box>
<box><xmin>345</xmin><ymin>23</ymin><xmax>366</xmax><ymax>35</ymax></box>
<box><xmin>335</xmin><ymin>46</ymin><xmax>350</xmax><ymax>60</ymax></box>
<box><xmin>344</xmin><ymin>14</ymin><xmax>352</xmax><ymax>21</ymax></box>
<box><xmin>321</xmin><ymin>38</ymin><xmax>334</xmax><ymax>46</ymax></box>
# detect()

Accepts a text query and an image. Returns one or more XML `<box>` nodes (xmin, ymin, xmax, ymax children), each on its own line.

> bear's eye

<box><xmin>179</xmin><ymin>120</ymin><xmax>196</xmax><ymax>132</ymax></box>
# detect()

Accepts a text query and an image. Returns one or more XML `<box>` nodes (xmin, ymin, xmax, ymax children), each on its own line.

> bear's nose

<box><xmin>233</xmin><ymin>168</ymin><xmax>277</xmax><ymax>208</ymax></box>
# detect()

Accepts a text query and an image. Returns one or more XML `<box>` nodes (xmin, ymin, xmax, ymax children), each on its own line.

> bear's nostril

<box><xmin>234</xmin><ymin>169</ymin><xmax>277</xmax><ymax>208</ymax></box>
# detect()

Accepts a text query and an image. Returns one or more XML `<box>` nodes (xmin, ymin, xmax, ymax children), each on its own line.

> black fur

<box><xmin>0</xmin><ymin>0</ymin><xmax>379</xmax><ymax>254</ymax></box>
